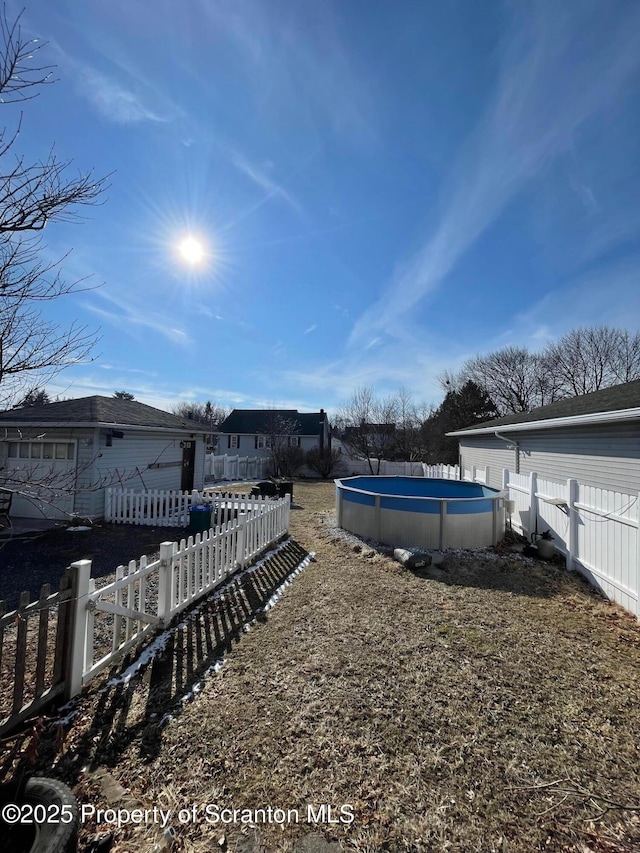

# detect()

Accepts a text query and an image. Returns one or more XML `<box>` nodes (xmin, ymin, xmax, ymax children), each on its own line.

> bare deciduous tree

<box><xmin>0</xmin><ymin>9</ymin><xmax>108</xmax><ymax>407</ymax></box>
<box><xmin>463</xmin><ymin>347</ymin><xmax>554</xmax><ymax>415</ymax></box>
<box><xmin>394</xmin><ymin>385</ymin><xmax>428</xmax><ymax>461</ymax></box>
<box><xmin>443</xmin><ymin>327</ymin><xmax>640</xmax><ymax>417</ymax></box>
<box><xmin>257</xmin><ymin>410</ymin><xmax>305</xmax><ymax>478</ymax></box>
<box><xmin>543</xmin><ymin>327</ymin><xmax>640</xmax><ymax>398</ymax></box>
<box><xmin>337</xmin><ymin>385</ymin><xmax>399</xmax><ymax>473</ymax></box>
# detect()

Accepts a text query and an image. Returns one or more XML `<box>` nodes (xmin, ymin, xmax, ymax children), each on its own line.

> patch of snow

<box><xmin>107</xmin><ymin>630</ymin><xmax>173</xmax><ymax>688</ymax></box>
<box><xmin>84</xmin><ymin>538</ymin><xmax>313</xmax><ymax>726</ymax></box>
<box><xmin>257</xmin><ymin>553</ymin><xmax>314</xmax><ymax>615</ymax></box>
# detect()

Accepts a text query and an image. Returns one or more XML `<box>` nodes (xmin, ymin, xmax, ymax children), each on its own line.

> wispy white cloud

<box><xmin>98</xmin><ymin>362</ymin><xmax>157</xmax><ymax>376</ymax></box>
<box><xmin>277</xmin><ymin>327</ymin><xmax>459</xmax><ymax>409</ymax></box>
<box><xmin>512</xmin><ymin>257</ymin><xmax>640</xmax><ymax>342</ymax></box>
<box><xmin>231</xmin><ymin>153</ymin><xmax>302</xmax><ymax>214</ymax></box>
<box><xmin>48</xmin><ymin>35</ymin><xmax>175</xmax><ymax>125</ymax></box>
<box><xmin>349</xmin><ymin>1</ymin><xmax>640</xmax><ymax>346</ymax></box>
<box><xmin>304</xmin><ymin>324</ymin><xmax>317</xmax><ymax>335</ymax></box>
<box><xmin>85</xmin><ymin>290</ymin><xmax>191</xmax><ymax>347</ymax></box>
<box><xmin>194</xmin><ymin>0</ymin><xmax>375</xmax><ymax>145</ymax></box>
<box><xmin>76</xmin><ymin>65</ymin><xmax>167</xmax><ymax>124</ymax></box>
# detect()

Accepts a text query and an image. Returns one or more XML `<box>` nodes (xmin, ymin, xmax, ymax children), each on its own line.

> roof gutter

<box><xmin>446</xmin><ymin>405</ymin><xmax>640</xmax><ymax>437</ymax></box>
<box><xmin>0</xmin><ymin>422</ymin><xmax>209</xmax><ymax>434</ymax></box>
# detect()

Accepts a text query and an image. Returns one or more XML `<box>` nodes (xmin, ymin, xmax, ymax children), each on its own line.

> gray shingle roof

<box><xmin>0</xmin><ymin>396</ymin><xmax>209</xmax><ymax>432</ymax></box>
<box><xmin>220</xmin><ymin>409</ymin><xmax>327</xmax><ymax>436</ymax></box>
<box><xmin>450</xmin><ymin>379</ymin><xmax>640</xmax><ymax>434</ymax></box>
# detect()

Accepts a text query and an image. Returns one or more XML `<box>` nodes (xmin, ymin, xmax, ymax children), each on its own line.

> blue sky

<box><xmin>10</xmin><ymin>0</ymin><xmax>640</xmax><ymax>414</ymax></box>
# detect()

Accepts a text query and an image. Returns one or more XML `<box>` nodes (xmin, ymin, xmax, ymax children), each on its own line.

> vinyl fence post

<box><xmin>157</xmin><ymin>542</ymin><xmax>175</xmax><ymax>626</ymax></box>
<box><xmin>105</xmin><ymin>488</ymin><xmax>112</xmax><ymax>522</ymax></box>
<box><xmin>284</xmin><ymin>492</ymin><xmax>291</xmax><ymax>534</ymax></box>
<box><xmin>528</xmin><ymin>471</ymin><xmax>538</xmax><ymax>540</ymax></box>
<box><xmin>567</xmin><ymin>478</ymin><xmax>578</xmax><ymax>571</ymax></box>
<box><xmin>65</xmin><ymin>559</ymin><xmax>92</xmax><ymax>700</ymax></box>
<box><xmin>236</xmin><ymin>512</ymin><xmax>247</xmax><ymax>570</ymax></box>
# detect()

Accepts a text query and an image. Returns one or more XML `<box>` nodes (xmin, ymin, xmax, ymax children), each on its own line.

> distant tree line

<box><xmin>336</xmin><ymin>326</ymin><xmax>640</xmax><ymax>468</ymax></box>
<box><xmin>170</xmin><ymin>400</ymin><xmax>230</xmax><ymax>430</ymax></box>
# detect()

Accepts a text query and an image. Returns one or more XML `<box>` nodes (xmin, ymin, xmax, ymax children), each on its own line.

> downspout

<box><xmin>493</xmin><ymin>430</ymin><xmax>520</xmax><ymax>474</ymax></box>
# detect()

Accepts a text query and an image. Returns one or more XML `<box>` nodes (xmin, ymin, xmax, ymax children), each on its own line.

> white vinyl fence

<box><xmin>342</xmin><ymin>459</ymin><xmax>460</xmax><ymax>479</ymax></box>
<box><xmin>205</xmin><ymin>453</ymin><xmax>269</xmax><ymax>482</ymax></box>
<box><xmin>424</xmin><ymin>463</ymin><xmax>460</xmax><ymax>480</ymax></box>
<box><xmin>499</xmin><ymin>468</ymin><xmax>639</xmax><ymax>619</ymax></box>
<box><xmin>349</xmin><ymin>461</ymin><xmax>639</xmax><ymax>618</ymax></box>
<box><xmin>71</xmin><ymin>494</ymin><xmax>291</xmax><ymax>694</ymax></box>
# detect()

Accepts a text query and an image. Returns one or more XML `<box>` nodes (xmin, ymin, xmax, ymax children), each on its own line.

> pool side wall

<box><xmin>335</xmin><ymin>477</ymin><xmax>506</xmax><ymax>550</ymax></box>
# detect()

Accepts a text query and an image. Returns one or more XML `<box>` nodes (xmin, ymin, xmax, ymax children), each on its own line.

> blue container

<box><xmin>188</xmin><ymin>504</ymin><xmax>212</xmax><ymax>534</ymax></box>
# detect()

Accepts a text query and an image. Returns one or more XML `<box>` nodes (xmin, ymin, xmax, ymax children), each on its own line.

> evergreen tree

<box><xmin>423</xmin><ymin>381</ymin><xmax>497</xmax><ymax>464</ymax></box>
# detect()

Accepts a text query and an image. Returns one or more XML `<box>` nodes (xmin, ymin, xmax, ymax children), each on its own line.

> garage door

<box><xmin>4</xmin><ymin>440</ymin><xmax>77</xmax><ymax>520</ymax></box>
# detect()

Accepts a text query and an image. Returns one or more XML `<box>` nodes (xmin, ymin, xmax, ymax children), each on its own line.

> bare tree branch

<box><xmin>0</xmin><ymin>7</ymin><xmax>108</xmax><ymax>407</ymax></box>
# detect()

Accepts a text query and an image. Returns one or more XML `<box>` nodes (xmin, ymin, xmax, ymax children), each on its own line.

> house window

<box><xmin>229</xmin><ymin>435</ymin><xmax>239</xmax><ymax>449</ymax></box>
<box><xmin>5</xmin><ymin>441</ymin><xmax>75</xmax><ymax>461</ymax></box>
<box><xmin>288</xmin><ymin>436</ymin><xmax>301</xmax><ymax>447</ymax></box>
<box><xmin>256</xmin><ymin>435</ymin><xmax>270</xmax><ymax>449</ymax></box>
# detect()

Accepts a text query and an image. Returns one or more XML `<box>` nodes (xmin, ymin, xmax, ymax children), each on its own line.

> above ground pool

<box><xmin>335</xmin><ymin>476</ymin><xmax>506</xmax><ymax>550</ymax></box>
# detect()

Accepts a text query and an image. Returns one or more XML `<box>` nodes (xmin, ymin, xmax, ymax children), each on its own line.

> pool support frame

<box><xmin>335</xmin><ymin>476</ymin><xmax>507</xmax><ymax>550</ymax></box>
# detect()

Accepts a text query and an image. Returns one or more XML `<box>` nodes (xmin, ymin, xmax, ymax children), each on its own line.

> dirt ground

<box><xmin>4</xmin><ymin>481</ymin><xmax>640</xmax><ymax>853</ymax></box>
<box><xmin>0</xmin><ymin>523</ymin><xmax>186</xmax><ymax>610</ymax></box>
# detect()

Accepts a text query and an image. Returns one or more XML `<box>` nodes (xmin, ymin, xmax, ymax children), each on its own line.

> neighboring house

<box><xmin>216</xmin><ymin>409</ymin><xmax>331</xmax><ymax>459</ymax></box>
<box><xmin>0</xmin><ymin>396</ymin><xmax>210</xmax><ymax>520</ymax></box>
<box><xmin>447</xmin><ymin>379</ymin><xmax>640</xmax><ymax>492</ymax></box>
<box><xmin>340</xmin><ymin>423</ymin><xmax>397</xmax><ymax>459</ymax></box>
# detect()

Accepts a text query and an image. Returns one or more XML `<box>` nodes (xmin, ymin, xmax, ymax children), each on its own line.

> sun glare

<box><xmin>177</xmin><ymin>235</ymin><xmax>206</xmax><ymax>266</ymax></box>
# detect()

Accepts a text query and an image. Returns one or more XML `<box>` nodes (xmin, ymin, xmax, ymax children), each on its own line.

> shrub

<box><xmin>305</xmin><ymin>447</ymin><xmax>343</xmax><ymax>479</ymax></box>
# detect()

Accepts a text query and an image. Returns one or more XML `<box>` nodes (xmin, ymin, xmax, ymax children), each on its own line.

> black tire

<box><xmin>0</xmin><ymin>778</ymin><xmax>78</xmax><ymax>853</ymax></box>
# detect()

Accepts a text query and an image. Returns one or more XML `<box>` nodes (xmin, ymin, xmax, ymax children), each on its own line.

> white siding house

<box><xmin>448</xmin><ymin>380</ymin><xmax>640</xmax><ymax>493</ymax></box>
<box><xmin>0</xmin><ymin>396</ymin><xmax>209</xmax><ymax>521</ymax></box>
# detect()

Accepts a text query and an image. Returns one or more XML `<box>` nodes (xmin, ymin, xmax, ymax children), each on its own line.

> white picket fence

<box><xmin>104</xmin><ymin>487</ymin><xmax>279</xmax><ymax>527</ymax></box>
<box><xmin>205</xmin><ymin>453</ymin><xmax>269</xmax><ymax>482</ymax></box>
<box><xmin>70</xmin><ymin>494</ymin><xmax>291</xmax><ymax>693</ymax></box>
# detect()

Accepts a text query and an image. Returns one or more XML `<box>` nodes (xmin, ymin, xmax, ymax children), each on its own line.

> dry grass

<box><xmin>7</xmin><ymin>481</ymin><xmax>640</xmax><ymax>852</ymax></box>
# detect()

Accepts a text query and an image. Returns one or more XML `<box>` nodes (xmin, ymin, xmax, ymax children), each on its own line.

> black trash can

<box><xmin>256</xmin><ymin>480</ymin><xmax>278</xmax><ymax>497</ymax></box>
<box><xmin>188</xmin><ymin>504</ymin><xmax>212</xmax><ymax>534</ymax></box>
<box><xmin>278</xmin><ymin>480</ymin><xmax>294</xmax><ymax>500</ymax></box>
